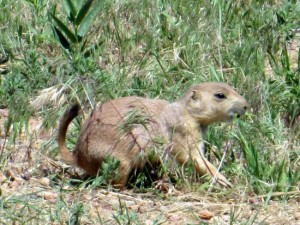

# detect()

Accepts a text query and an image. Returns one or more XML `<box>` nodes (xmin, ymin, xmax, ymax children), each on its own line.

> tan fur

<box><xmin>58</xmin><ymin>82</ymin><xmax>248</xmax><ymax>188</ymax></box>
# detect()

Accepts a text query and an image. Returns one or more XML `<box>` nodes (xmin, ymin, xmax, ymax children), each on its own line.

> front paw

<box><xmin>213</xmin><ymin>172</ymin><xmax>232</xmax><ymax>188</ymax></box>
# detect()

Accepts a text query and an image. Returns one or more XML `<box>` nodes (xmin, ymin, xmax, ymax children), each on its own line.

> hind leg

<box><xmin>111</xmin><ymin>161</ymin><xmax>133</xmax><ymax>189</ymax></box>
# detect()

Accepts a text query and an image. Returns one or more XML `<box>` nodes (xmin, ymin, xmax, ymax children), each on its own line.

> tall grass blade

<box><xmin>73</xmin><ymin>0</ymin><xmax>82</xmax><ymax>11</ymax></box>
<box><xmin>66</xmin><ymin>0</ymin><xmax>77</xmax><ymax>22</ymax></box>
<box><xmin>288</xmin><ymin>167</ymin><xmax>300</xmax><ymax>189</ymax></box>
<box><xmin>264</xmin><ymin>188</ymin><xmax>273</xmax><ymax>207</ymax></box>
<box><xmin>281</xmin><ymin>44</ymin><xmax>290</xmax><ymax>71</ymax></box>
<box><xmin>50</xmin><ymin>13</ymin><xmax>77</xmax><ymax>43</ymax></box>
<box><xmin>65</xmin><ymin>0</ymin><xmax>78</xmax><ymax>21</ymax></box>
<box><xmin>75</xmin><ymin>0</ymin><xmax>94</xmax><ymax>26</ymax></box>
<box><xmin>267</xmin><ymin>52</ymin><xmax>281</xmax><ymax>76</ymax></box>
<box><xmin>53</xmin><ymin>27</ymin><xmax>70</xmax><ymax>50</ymax></box>
<box><xmin>77</xmin><ymin>0</ymin><xmax>103</xmax><ymax>37</ymax></box>
<box><xmin>297</xmin><ymin>47</ymin><xmax>300</xmax><ymax>67</ymax></box>
<box><xmin>61</xmin><ymin>0</ymin><xmax>71</xmax><ymax>15</ymax></box>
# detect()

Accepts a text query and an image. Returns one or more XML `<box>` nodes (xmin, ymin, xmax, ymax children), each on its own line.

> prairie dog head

<box><xmin>181</xmin><ymin>82</ymin><xmax>248</xmax><ymax>125</ymax></box>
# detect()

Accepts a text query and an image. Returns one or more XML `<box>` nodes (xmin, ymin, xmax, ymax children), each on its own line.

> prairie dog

<box><xmin>58</xmin><ymin>82</ymin><xmax>248</xmax><ymax>188</ymax></box>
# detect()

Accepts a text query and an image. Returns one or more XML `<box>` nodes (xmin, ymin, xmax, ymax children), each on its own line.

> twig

<box><xmin>98</xmin><ymin>189</ymin><xmax>153</xmax><ymax>203</ymax></box>
<box><xmin>208</xmin><ymin>140</ymin><xmax>231</xmax><ymax>192</ymax></box>
<box><xmin>248</xmin><ymin>191</ymin><xmax>300</xmax><ymax>201</ymax></box>
<box><xmin>0</xmin><ymin>120</ymin><xmax>9</xmax><ymax>159</ymax></box>
<box><xmin>208</xmin><ymin>150</ymin><xmax>227</xmax><ymax>192</ymax></box>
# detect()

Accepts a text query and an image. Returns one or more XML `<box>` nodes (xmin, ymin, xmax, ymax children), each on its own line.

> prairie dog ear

<box><xmin>189</xmin><ymin>90</ymin><xmax>199</xmax><ymax>100</ymax></box>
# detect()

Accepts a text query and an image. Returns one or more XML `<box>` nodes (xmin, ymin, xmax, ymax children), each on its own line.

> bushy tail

<box><xmin>57</xmin><ymin>104</ymin><xmax>81</xmax><ymax>165</ymax></box>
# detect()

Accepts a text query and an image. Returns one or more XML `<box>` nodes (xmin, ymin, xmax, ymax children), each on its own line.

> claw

<box><xmin>215</xmin><ymin>173</ymin><xmax>232</xmax><ymax>188</ymax></box>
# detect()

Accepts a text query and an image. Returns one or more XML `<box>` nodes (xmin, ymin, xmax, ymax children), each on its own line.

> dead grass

<box><xmin>1</xmin><ymin>1</ymin><xmax>300</xmax><ymax>224</ymax></box>
<box><xmin>1</xmin><ymin>115</ymin><xmax>300</xmax><ymax>225</ymax></box>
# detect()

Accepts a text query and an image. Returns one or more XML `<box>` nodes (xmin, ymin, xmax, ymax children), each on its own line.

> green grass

<box><xmin>0</xmin><ymin>0</ymin><xmax>299</xmax><ymax>224</ymax></box>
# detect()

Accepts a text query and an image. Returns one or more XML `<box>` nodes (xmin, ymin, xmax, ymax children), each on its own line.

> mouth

<box><xmin>228</xmin><ymin>111</ymin><xmax>244</xmax><ymax>120</ymax></box>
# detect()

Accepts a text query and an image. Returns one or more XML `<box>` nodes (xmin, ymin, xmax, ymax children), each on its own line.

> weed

<box><xmin>68</xmin><ymin>202</ymin><xmax>85</xmax><ymax>225</ymax></box>
<box><xmin>50</xmin><ymin>0</ymin><xmax>103</xmax><ymax>54</ymax></box>
<box><xmin>119</xmin><ymin>107</ymin><xmax>150</xmax><ymax>136</ymax></box>
<box><xmin>113</xmin><ymin>198</ymin><xmax>140</xmax><ymax>225</ymax></box>
<box><xmin>92</xmin><ymin>156</ymin><xmax>120</xmax><ymax>187</ymax></box>
<box><xmin>69</xmin><ymin>155</ymin><xmax>120</xmax><ymax>189</ymax></box>
<box><xmin>268</xmin><ymin>43</ymin><xmax>300</xmax><ymax>129</ymax></box>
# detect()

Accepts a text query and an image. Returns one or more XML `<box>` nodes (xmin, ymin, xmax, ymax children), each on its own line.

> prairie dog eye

<box><xmin>214</xmin><ymin>92</ymin><xmax>226</xmax><ymax>99</ymax></box>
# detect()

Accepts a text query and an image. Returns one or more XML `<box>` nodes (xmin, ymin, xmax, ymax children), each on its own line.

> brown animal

<box><xmin>58</xmin><ymin>82</ymin><xmax>248</xmax><ymax>188</ymax></box>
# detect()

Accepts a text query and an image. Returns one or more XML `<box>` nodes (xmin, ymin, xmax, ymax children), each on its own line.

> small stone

<box><xmin>22</xmin><ymin>169</ymin><xmax>30</xmax><ymax>181</ymax></box>
<box><xmin>155</xmin><ymin>180</ymin><xmax>169</xmax><ymax>193</ymax></box>
<box><xmin>0</xmin><ymin>172</ymin><xmax>6</xmax><ymax>182</ymax></box>
<box><xmin>37</xmin><ymin>191</ymin><xmax>57</xmax><ymax>203</ymax></box>
<box><xmin>5</xmin><ymin>170</ymin><xmax>16</xmax><ymax>181</ymax></box>
<box><xmin>8</xmin><ymin>180</ymin><xmax>19</xmax><ymax>189</ymax></box>
<box><xmin>168</xmin><ymin>214</ymin><xmax>182</xmax><ymax>222</ymax></box>
<box><xmin>199</xmin><ymin>210</ymin><xmax>214</xmax><ymax>220</ymax></box>
<box><xmin>38</xmin><ymin>177</ymin><xmax>50</xmax><ymax>187</ymax></box>
<box><xmin>295</xmin><ymin>212</ymin><xmax>300</xmax><ymax>220</ymax></box>
<box><xmin>43</xmin><ymin>192</ymin><xmax>57</xmax><ymax>203</ymax></box>
<box><xmin>128</xmin><ymin>204</ymin><xmax>140</xmax><ymax>212</ymax></box>
<box><xmin>0</xmin><ymin>109</ymin><xmax>8</xmax><ymax>117</ymax></box>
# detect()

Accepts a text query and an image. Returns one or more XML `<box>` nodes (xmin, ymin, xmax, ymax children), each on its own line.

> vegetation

<box><xmin>0</xmin><ymin>0</ymin><xmax>299</xmax><ymax>224</ymax></box>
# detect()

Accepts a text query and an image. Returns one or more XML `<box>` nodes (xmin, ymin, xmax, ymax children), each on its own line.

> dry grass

<box><xmin>1</xmin><ymin>1</ymin><xmax>300</xmax><ymax>224</ymax></box>
<box><xmin>1</xmin><ymin>115</ymin><xmax>300</xmax><ymax>224</ymax></box>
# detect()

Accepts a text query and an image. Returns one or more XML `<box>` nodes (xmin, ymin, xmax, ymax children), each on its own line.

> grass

<box><xmin>0</xmin><ymin>0</ymin><xmax>299</xmax><ymax>224</ymax></box>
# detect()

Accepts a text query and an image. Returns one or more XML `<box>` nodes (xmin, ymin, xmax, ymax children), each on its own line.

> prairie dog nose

<box><xmin>241</xmin><ymin>98</ymin><xmax>249</xmax><ymax>112</ymax></box>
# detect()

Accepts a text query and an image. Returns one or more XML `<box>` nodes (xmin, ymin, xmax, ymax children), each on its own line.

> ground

<box><xmin>0</xmin><ymin>111</ymin><xmax>299</xmax><ymax>225</ymax></box>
